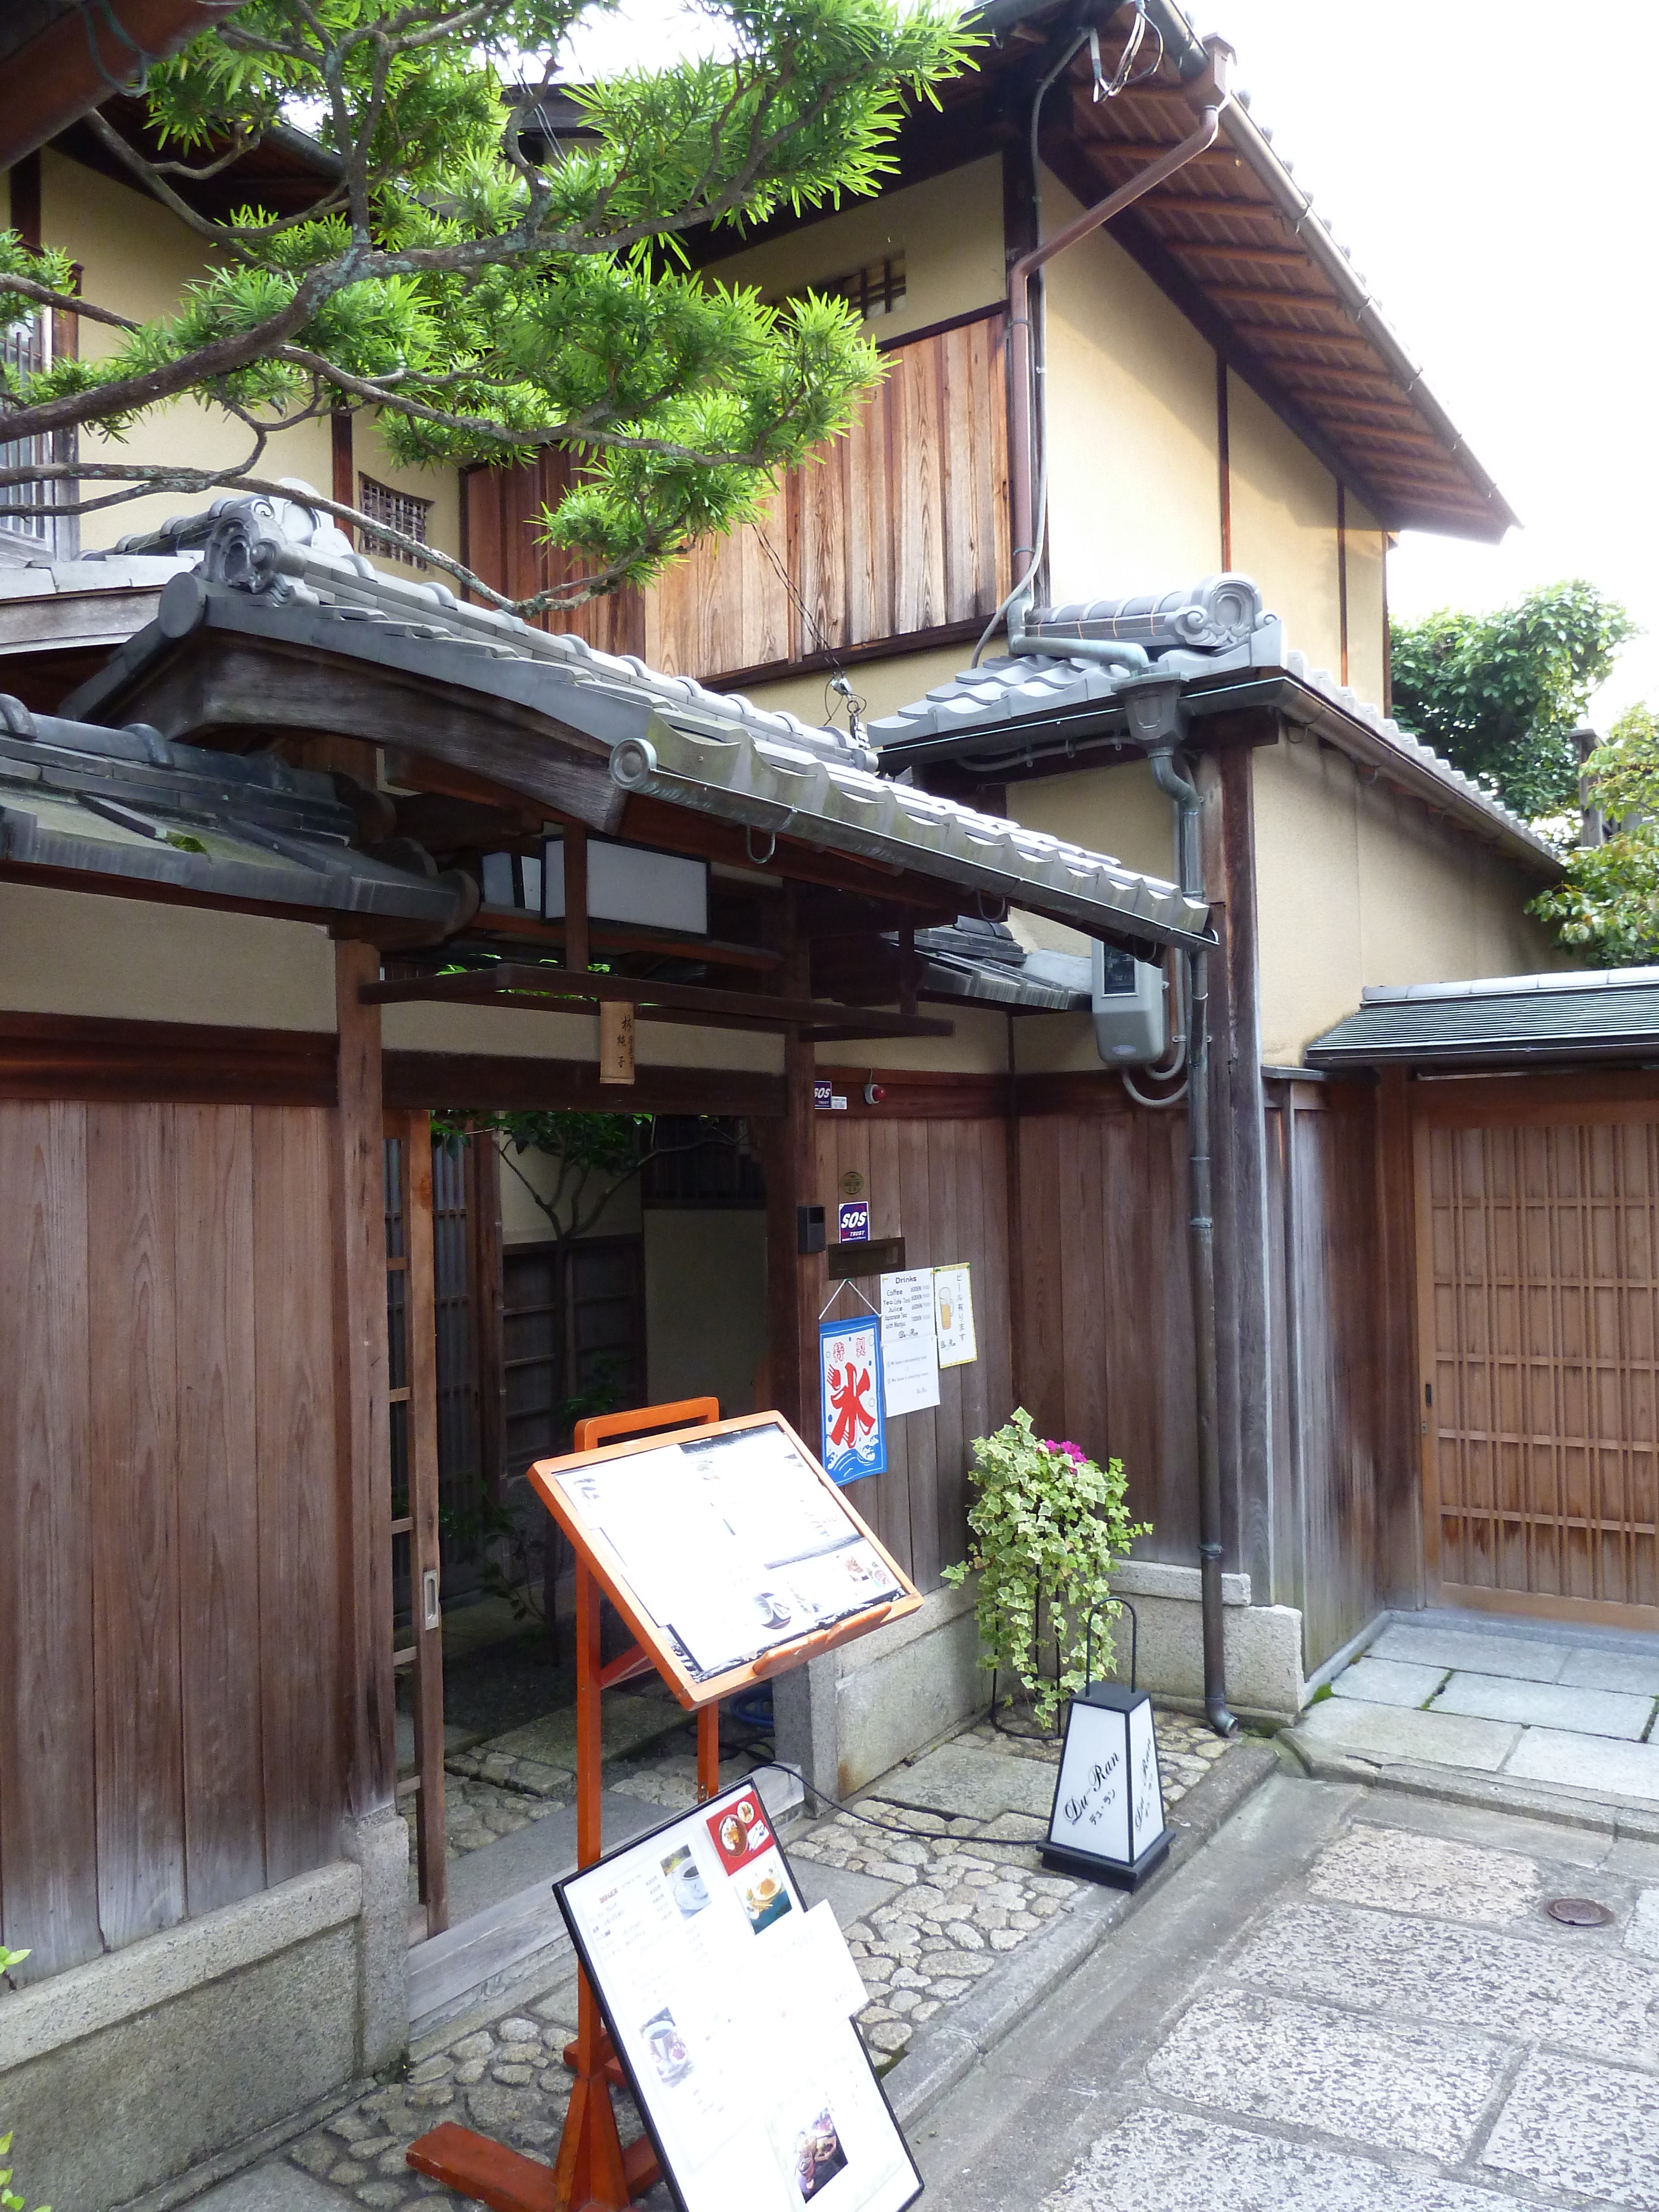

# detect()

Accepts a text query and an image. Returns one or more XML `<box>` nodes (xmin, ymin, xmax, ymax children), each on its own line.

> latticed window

<box><xmin>1</xmin><ymin>311</ymin><xmax>55</xmax><ymax>544</ymax></box>
<box><xmin>776</xmin><ymin>254</ymin><xmax>907</xmax><ymax>324</ymax></box>
<box><xmin>358</xmin><ymin>473</ymin><xmax>432</xmax><ymax>567</ymax></box>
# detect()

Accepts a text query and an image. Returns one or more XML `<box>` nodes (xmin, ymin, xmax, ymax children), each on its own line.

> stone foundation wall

<box><xmin>0</xmin><ymin>1807</ymin><xmax>408</xmax><ymax>2212</ymax></box>
<box><xmin>774</xmin><ymin>1570</ymin><xmax>1306</xmax><ymax>1803</ymax></box>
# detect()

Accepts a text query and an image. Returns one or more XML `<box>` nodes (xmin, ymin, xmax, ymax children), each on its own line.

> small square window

<box><xmin>774</xmin><ymin>254</ymin><xmax>907</xmax><ymax>325</ymax></box>
<box><xmin>358</xmin><ymin>474</ymin><xmax>432</xmax><ymax>567</ymax></box>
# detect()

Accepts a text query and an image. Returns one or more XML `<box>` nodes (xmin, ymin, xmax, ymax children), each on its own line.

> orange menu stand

<box><xmin>407</xmin><ymin>1401</ymin><xmax>919</xmax><ymax>2212</ymax></box>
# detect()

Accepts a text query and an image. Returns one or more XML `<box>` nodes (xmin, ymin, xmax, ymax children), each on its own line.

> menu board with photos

<box><xmin>557</xmin><ymin>1781</ymin><xmax>922</xmax><ymax>2212</ymax></box>
<box><xmin>531</xmin><ymin>1414</ymin><xmax>918</xmax><ymax>1694</ymax></box>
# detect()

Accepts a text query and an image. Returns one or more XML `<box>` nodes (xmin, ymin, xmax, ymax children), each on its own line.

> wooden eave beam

<box><xmin>1147</xmin><ymin>192</ymin><xmax>1287</xmax><ymax>221</ymax></box>
<box><xmin>459</xmin><ymin>910</ymin><xmax>781</xmax><ymax>974</ymax></box>
<box><xmin>1203</xmin><ymin>282</ymin><xmax>1351</xmax><ymax>314</ymax></box>
<box><xmin>1165</xmin><ymin>239</ymin><xmax>1312</xmax><ymax>268</ymax></box>
<box><xmin>361</xmin><ymin>964</ymin><xmax>954</xmax><ymax>1042</ymax></box>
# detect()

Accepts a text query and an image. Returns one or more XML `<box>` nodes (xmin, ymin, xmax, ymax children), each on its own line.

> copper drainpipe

<box><xmin>1006</xmin><ymin>34</ymin><xmax>1231</xmax><ymax>592</ymax></box>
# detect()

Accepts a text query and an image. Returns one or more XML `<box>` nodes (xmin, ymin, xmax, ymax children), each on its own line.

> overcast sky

<box><xmin>564</xmin><ymin>0</ymin><xmax>1657</xmax><ymax>727</ymax></box>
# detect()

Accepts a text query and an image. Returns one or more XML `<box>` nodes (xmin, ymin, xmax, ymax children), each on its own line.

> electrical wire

<box><xmin>758</xmin><ymin>1756</ymin><xmax>1054</xmax><ymax>1850</ymax></box>
<box><xmin>971</xmin><ymin>2</ymin><xmax>1163</xmax><ymax>669</ymax></box>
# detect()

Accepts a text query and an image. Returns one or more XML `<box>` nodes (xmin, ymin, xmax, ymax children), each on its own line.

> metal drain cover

<box><xmin>1547</xmin><ymin>1896</ymin><xmax>1614</xmax><ymax>1927</ymax></box>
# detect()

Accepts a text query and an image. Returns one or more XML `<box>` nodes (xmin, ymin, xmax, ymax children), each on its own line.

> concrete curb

<box><xmin>885</xmin><ymin>1735</ymin><xmax>1279</xmax><ymax>2127</ymax></box>
<box><xmin>1278</xmin><ymin>1725</ymin><xmax>1659</xmax><ymax>1844</ymax></box>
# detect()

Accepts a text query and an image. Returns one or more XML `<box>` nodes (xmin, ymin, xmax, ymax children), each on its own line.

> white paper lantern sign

<box><xmin>1042</xmin><ymin>1683</ymin><xmax>1170</xmax><ymax>1890</ymax></box>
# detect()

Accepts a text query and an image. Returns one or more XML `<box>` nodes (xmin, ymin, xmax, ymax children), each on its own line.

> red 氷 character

<box><xmin>828</xmin><ymin>1359</ymin><xmax>874</xmax><ymax>1449</ymax></box>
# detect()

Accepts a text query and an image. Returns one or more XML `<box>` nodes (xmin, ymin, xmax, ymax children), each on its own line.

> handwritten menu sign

<box><xmin>558</xmin><ymin>1781</ymin><xmax>922</xmax><ymax>2212</ymax></box>
<box><xmin>549</xmin><ymin>1420</ymin><xmax>904</xmax><ymax>1682</ymax></box>
<box><xmin>932</xmin><ymin>1263</ymin><xmax>977</xmax><ymax>1369</ymax></box>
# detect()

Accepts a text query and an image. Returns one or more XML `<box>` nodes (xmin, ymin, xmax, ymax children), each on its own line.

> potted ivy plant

<box><xmin>945</xmin><ymin>1408</ymin><xmax>1147</xmax><ymax>1731</ymax></box>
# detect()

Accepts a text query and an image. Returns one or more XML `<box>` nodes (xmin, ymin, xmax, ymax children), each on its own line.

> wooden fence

<box><xmin>0</xmin><ymin>1100</ymin><xmax>349</xmax><ymax>1981</ymax></box>
<box><xmin>462</xmin><ymin>307</ymin><xmax>1011</xmax><ymax>686</ymax></box>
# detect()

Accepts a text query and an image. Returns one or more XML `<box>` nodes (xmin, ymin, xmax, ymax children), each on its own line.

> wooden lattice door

<box><xmin>1416</xmin><ymin>1109</ymin><xmax>1659</xmax><ymax>1626</ymax></box>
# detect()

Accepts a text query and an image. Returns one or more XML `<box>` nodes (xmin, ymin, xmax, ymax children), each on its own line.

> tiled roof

<box><xmin>1307</xmin><ymin>968</ymin><xmax>1658</xmax><ymax>1067</ymax></box>
<box><xmin>0</xmin><ymin>688</ymin><xmax>474</xmax><ymax>930</ymax></box>
<box><xmin>58</xmin><ymin>496</ymin><xmax>1215</xmax><ymax>958</ymax></box>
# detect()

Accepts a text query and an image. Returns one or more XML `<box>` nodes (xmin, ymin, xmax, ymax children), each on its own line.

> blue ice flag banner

<box><xmin>818</xmin><ymin>1316</ymin><xmax>888</xmax><ymax>1485</ymax></box>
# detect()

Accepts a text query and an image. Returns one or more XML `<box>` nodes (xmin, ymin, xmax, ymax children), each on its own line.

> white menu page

<box><xmin>555</xmin><ymin>1422</ymin><xmax>904</xmax><ymax>1679</ymax></box>
<box><xmin>559</xmin><ymin>1781</ymin><xmax>920</xmax><ymax>2212</ymax></box>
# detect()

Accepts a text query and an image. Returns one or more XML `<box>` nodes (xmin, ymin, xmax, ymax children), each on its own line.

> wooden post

<box><xmin>334</xmin><ymin>940</ymin><xmax>395</xmax><ymax>1818</ymax></box>
<box><xmin>565</xmin><ymin>827</ymin><xmax>589</xmax><ymax>976</ymax></box>
<box><xmin>757</xmin><ymin>886</ymin><xmax>819</xmax><ymax>1441</ymax></box>
<box><xmin>1374</xmin><ymin>1064</ymin><xmax>1423</xmax><ymax>1608</ymax></box>
<box><xmin>406</xmin><ymin>1112</ymin><xmax>448</xmax><ymax>1935</ymax></box>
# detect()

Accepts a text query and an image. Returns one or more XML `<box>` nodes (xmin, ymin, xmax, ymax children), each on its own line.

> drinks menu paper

<box><xmin>558</xmin><ymin>1781</ymin><xmax>922</xmax><ymax>2212</ymax></box>
<box><xmin>544</xmin><ymin>1417</ymin><xmax>909</xmax><ymax>1684</ymax></box>
<box><xmin>877</xmin><ymin>1269</ymin><xmax>941</xmax><ymax>1417</ymax></box>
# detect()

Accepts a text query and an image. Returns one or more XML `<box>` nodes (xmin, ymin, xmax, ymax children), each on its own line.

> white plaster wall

<box><xmin>1227</xmin><ymin>368</ymin><xmax>1342</xmax><ymax>679</ymax></box>
<box><xmin>0</xmin><ymin>879</ymin><xmax>338</xmax><ymax>1027</ymax></box>
<box><xmin>1040</xmin><ymin>170</ymin><xmax>1222</xmax><ymax>602</ymax></box>
<box><xmin>644</xmin><ymin>1209</ymin><xmax>769</xmax><ymax>1416</ymax></box>
<box><xmin>701</xmin><ymin>159</ymin><xmax>1005</xmax><ymax>344</ymax></box>
<box><xmin>1253</xmin><ymin>734</ymin><xmax>1570</xmax><ymax>1065</ymax></box>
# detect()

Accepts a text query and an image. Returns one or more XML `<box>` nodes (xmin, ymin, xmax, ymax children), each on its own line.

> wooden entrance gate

<box><xmin>1416</xmin><ymin>1093</ymin><xmax>1659</xmax><ymax>1627</ymax></box>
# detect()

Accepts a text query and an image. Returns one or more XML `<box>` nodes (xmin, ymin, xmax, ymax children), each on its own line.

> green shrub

<box><xmin>945</xmin><ymin>1408</ymin><xmax>1148</xmax><ymax>1730</ymax></box>
<box><xmin>0</xmin><ymin>1948</ymin><xmax>47</xmax><ymax>2212</ymax></box>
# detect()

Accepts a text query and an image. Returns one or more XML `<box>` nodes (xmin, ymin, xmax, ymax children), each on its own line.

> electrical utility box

<box><xmin>1092</xmin><ymin>942</ymin><xmax>1168</xmax><ymax>1066</ymax></box>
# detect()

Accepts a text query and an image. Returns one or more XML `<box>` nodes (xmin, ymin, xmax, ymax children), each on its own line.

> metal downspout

<box><xmin>1147</xmin><ymin>738</ymin><xmax>1237</xmax><ymax>1738</ymax></box>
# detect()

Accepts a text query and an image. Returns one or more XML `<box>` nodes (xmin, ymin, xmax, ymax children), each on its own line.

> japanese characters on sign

<box><xmin>818</xmin><ymin>1317</ymin><xmax>888</xmax><ymax>1485</ymax></box>
<box><xmin>932</xmin><ymin>1262</ymin><xmax>977</xmax><ymax>1369</ymax></box>
<box><xmin>557</xmin><ymin>1780</ymin><xmax>922</xmax><ymax>2212</ymax></box>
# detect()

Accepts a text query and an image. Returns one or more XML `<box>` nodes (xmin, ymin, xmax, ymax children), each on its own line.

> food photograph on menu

<box><xmin>557</xmin><ymin>1779</ymin><xmax>922</xmax><ymax>2212</ymax></box>
<box><xmin>550</xmin><ymin>1417</ymin><xmax>908</xmax><ymax>1682</ymax></box>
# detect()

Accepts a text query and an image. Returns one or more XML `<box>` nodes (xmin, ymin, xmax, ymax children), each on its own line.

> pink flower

<box><xmin>1041</xmin><ymin>1438</ymin><xmax>1088</xmax><ymax>1466</ymax></box>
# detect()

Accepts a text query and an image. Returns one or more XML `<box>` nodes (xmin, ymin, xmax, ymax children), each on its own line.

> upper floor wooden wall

<box><xmin>463</xmin><ymin>306</ymin><xmax>1011</xmax><ymax>690</ymax></box>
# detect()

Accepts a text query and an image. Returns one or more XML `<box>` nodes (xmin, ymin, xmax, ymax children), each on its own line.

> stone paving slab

<box><xmin>195</xmin><ymin>2163</ymin><xmax>358</xmax><ymax>2210</ymax></box>
<box><xmin>1045</xmin><ymin>2107</ymin><xmax>1522</xmax><ymax>2212</ymax></box>
<box><xmin>1558</xmin><ymin>1645</ymin><xmax>1659</xmax><ymax>1695</ymax></box>
<box><xmin>1328</xmin><ymin>1656</ymin><xmax>1444</xmax><ymax>1708</ymax></box>
<box><xmin>879</xmin><ymin>1741</ymin><xmax>1062</xmax><ymax>1821</ymax></box>
<box><xmin>1307</xmin><ymin>1821</ymin><xmax>1542</xmax><ymax>1926</ymax></box>
<box><xmin>1503</xmin><ymin>1724</ymin><xmax>1659</xmax><ymax>1802</ymax></box>
<box><xmin>1145</xmin><ymin>1986</ymin><xmax>1510</xmax><ymax>2162</ymax></box>
<box><xmin>1481</xmin><ymin>2050</ymin><xmax>1659</xmax><ymax>2205</ymax></box>
<box><xmin>1369</xmin><ymin>1623</ymin><xmax>1569</xmax><ymax>1682</ymax></box>
<box><xmin>1292</xmin><ymin>1697</ymin><xmax>1521</xmax><ymax>1772</ymax></box>
<box><xmin>1430</xmin><ymin>1668</ymin><xmax>1656</xmax><ymax>1740</ymax></box>
<box><xmin>1235</xmin><ymin>1896</ymin><xmax>1659</xmax><ymax>2067</ymax></box>
<box><xmin>1626</xmin><ymin>1886</ymin><xmax>1659</xmax><ymax>1960</ymax></box>
<box><xmin>794</xmin><ymin>1858</ymin><xmax>901</xmax><ymax>1927</ymax></box>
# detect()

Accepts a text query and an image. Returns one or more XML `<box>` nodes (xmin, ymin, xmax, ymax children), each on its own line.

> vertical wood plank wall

<box><xmin>1014</xmin><ymin>1094</ymin><xmax>1199</xmax><ymax>1560</ymax></box>
<box><xmin>1015</xmin><ymin>1081</ymin><xmax>1390</xmax><ymax>1676</ymax></box>
<box><xmin>462</xmin><ymin>309</ymin><xmax>1009</xmax><ymax>683</ymax></box>
<box><xmin>1266</xmin><ymin>1084</ymin><xmax>1387</xmax><ymax>1668</ymax></box>
<box><xmin>0</xmin><ymin>1100</ymin><xmax>348</xmax><ymax>1983</ymax></box>
<box><xmin>813</xmin><ymin>1113</ymin><xmax>1013</xmax><ymax>1591</ymax></box>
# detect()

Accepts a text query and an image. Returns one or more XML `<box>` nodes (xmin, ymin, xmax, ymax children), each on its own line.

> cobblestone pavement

<box><xmin>276</xmin><ymin>1708</ymin><xmax>1239</xmax><ymax>2194</ymax></box>
<box><xmin>791</xmin><ymin>1710</ymin><xmax>1232</xmax><ymax>2062</ymax></box>
<box><xmin>281</xmin><ymin>1707</ymin><xmax>1234</xmax><ymax>2209</ymax></box>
